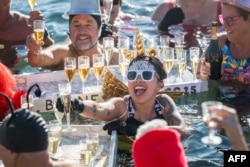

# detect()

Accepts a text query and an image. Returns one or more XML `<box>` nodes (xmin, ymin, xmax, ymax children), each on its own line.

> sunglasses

<box><xmin>218</xmin><ymin>14</ymin><xmax>242</xmax><ymax>26</ymax></box>
<box><xmin>127</xmin><ymin>70</ymin><xmax>155</xmax><ymax>82</ymax></box>
<box><xmin>100</xmin><ymin>0</ymin><xmax>121</xmax><ymax>6</ymax></box>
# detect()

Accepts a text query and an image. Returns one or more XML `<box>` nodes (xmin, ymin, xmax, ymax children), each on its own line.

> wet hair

<box><xmin>128</xmin><ymin>55</ymin><xmax>167</xmax><ymax>81</ymax></box>
<box><xmin>69</xmin><ymin>15</ymin><xmax>102</xmax><ymax>29</ymax></box>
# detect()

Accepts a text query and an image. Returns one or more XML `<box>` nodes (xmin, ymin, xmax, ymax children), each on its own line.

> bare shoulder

<box><xmin>156</xmin><ymin>94</ymin><xmax>176</xmax><ymax>109</ymax></box>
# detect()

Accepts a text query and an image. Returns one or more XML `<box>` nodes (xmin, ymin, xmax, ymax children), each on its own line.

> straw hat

<box><xmin>222</xmin><ymin>0</ymin><xmax>250</xmax><ymax>12</ymax></box>
<box><xmin>68</xmin><ymin>0</ymin><xmax>104</xmax><ymax>16</ymax></box>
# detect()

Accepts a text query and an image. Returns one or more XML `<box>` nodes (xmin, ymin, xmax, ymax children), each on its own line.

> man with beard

<box><xmin>26</xmin><ymin>0</ymin><xmax>118</xmax><ymax>71</ymax></box>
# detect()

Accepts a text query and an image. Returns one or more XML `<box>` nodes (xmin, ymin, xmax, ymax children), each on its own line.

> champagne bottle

<box><xmin>205</xmin><ymin>21</ymin><xmax>222</xmax><ymax>80</ymax></box>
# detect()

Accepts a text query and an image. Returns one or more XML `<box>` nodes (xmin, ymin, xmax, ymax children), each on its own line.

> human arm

<box><xmin>158</xmin><ymin>95</ymin><xmax>185</xmax><ymax>128</ymax></box>
<box><xmin>209</xmin><ymin>105</ymin><xmax>248</xmax><ymax>150</ymax></box>
<box><xmin>62</xmin><ymin>97</ymin><xmax>126</xmax><ymax>122</ymax></box>
<box><xmin>26</xmin><ymin>35</ymin><xmax>67</xmax><ymax>70</ymax></box>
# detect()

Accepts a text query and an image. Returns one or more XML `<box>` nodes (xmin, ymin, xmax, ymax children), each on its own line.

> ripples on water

<box><xmin>11</xmin><ymin>0</ymin><xmax>250</xmax><ymax>166</ymax></box>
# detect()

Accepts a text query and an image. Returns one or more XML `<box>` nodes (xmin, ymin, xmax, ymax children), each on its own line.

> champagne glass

<box><xmin>93</xmin><ymin>54</ymin><xmax>104</xmax><ymax>92</ymax></box>
<box><xmin>48</xmin><ymin>120</ymin><xmax>62</xmax><ymax>157</ymax></box>
<box><xmin>103</xmin><ymin>37</ymin><xmax>114</xmax><ymax>67</ymax></box>
<box><xmin>201</xmin><ymin>101</ymin><xmax>222</xmax><ymax>145</ymax></box>
<box><xmin>78</xmin><ymin>56</ymin><xmax>90</xmax><ymax>94</ymax></box>
<box><xmin>58</xmin><ymin>83</ymin><xmax>76</xmax><ymax>132</ymax></box>
<box><xmin>86</xmin><ymin>133</ymin><xmax>100</xmax><ymax>157</ymax></box>
<box><xmin>33</xmin><ymin>20</ymin><xmax>45</xmax><ymax>54</ymax></box>
<box><xmin>118</xmin><ymin>36</ymin><xmax>130</xmax><ymax>83</ymax></box>
<box><xmin>103</xmin><ymin>0</ymin><xmax>113</xmax><ymax>23</ymax></box>
<box><xmin>162</xmin><ymin>47</ymin><xmax>174</xmax><ymax>84</ymax></box>
<box><xmin>33</xmin><ymin>20</ymin><xmax>45</xmax><ymax>42</ymax></box>
<box><xmin>64</xmin><ymin>57</ymin><xmax>76</xmax><ymax>89</ymax></box>
<box><xmin>189</xmin><ymin>47</ymin><xmax>200</xmax><ymax>81</ymax></box>
<box><xmin>28</xmin><ymin>0</ymin><xmax>36</xmax><ymax>11</ymax></box>
<box><xmin>177</xmin><ymin>49</ymin><xmax>187</xmax><ymax>82</ymax></box>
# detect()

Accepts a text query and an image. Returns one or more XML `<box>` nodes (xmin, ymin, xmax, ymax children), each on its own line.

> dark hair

<box><xmin>129</xmin><ymin>55</ymin><xmax>167</xmax><ymax>81</ymax></box>
<box><xmin>223</xmin><ymin>3</ymin><xmax>250</xmax><ymax>20</ymax></box>
<box><xmin>69</xmin><ymin>15</ymin><xmax>101</xmax><ymax>29</ymax></box>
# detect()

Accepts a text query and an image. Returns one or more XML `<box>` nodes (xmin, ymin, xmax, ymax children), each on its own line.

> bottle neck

<box><xmin>211</xmin><ymin>25</ymin><xmax>217</xmax><ymax>39</ymax></box>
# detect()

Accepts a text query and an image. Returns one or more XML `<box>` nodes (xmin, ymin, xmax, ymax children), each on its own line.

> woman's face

<box><xmin>222</xmin><ymin>5</ymin><xmax>250</xmax><ymax>43</ymax></box>
<box><xmin>127</xmin><ymin>61</ymin><xmax>163</xmax><ymax>103</ymax></box>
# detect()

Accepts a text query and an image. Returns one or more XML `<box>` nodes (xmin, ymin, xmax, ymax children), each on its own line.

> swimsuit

<box><xmin>122</xmin><ymin>96</ymin><xmax>165</xmax><ymax>136</ymax></box>
<box><xmin>221</xmin><ymin>39</ymin><xmax>250</xmax><ymax>84</ymax></box>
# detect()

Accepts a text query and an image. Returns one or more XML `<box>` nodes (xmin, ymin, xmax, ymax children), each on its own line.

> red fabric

<box><xmin>132</xmin><ymin>128</ymin><xmax>188</xmax><ymax>167</ymax></box>
<box><xmin>168</xmin><ymin>0</ymin><xmax>174</xmax><ymax>9</ymax></box>
<box><xmin>0</xmin><ymin>63</ymin><xmax>26</xmax><ymax>121</ymax></box>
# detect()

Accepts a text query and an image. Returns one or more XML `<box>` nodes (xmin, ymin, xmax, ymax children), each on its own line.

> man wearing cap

<box><xmin>0</xmin><ymin>109</ymin><xmax>81</xmax><ymax>167</ymax></box>
<box><xmin>26</xmin><ymin>0</ymin><xmax>118</xmax><ymax>70</ymax></box>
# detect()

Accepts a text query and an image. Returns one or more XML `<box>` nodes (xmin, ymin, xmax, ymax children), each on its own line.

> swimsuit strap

<box><xmin>127</xmin><ymin>96</ymin><xmax>164</xmax><ymax>118</ymax></box>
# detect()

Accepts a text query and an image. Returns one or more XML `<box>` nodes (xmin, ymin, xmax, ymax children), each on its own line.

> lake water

<box><xmin>10</xmin><ymin>0</ymin><xmax>250</xmax><ymax>167</ymax></box>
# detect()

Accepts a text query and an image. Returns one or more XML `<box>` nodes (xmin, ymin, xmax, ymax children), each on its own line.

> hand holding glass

<box><xmin>58</xmin><ymin>83</ymin><xmax>76</xmax><ymax>132</ymax></box>
<box><xmin>201</xmin><ymin>101</ymin><xmax>222</xmax><ymax>145</ymax></box>
<box><xmin>52</xmin><ymin>92</ymin><xmax>65</xmax><ymax>121</ymax></box>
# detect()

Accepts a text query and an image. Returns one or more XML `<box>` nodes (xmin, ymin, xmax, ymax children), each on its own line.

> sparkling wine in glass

<box><xmin>189</xmin><ymin>47</ymin><xmax>200</xmax><ymax>80</ymax></box>
<box><xmin>118</xmin><ymin>36</ymin><xmax>130</xmax><ymax>83</ymax></box>
<box><xmin>28</xmin><ymin>0</ymin><xmax>36</xmax><ymax>11</ymax></box>
<box><xmin>78</xmin><ymin>56</ymin><xmax>90</xmax><ymax>93</ymax></box>
<box><xmin>162</xmin><ymin>48</ymin><xmax>174</xmax><ymax>84</ymax></box>
<box><xmin>93</xmin><ymin>54</ymin><xmax>104</xmax><ymax>92</ymax></box>
<box><xmin>58</xmin><ymin>82</ymin><xmax>76</xmax><ymax>132</ymax></box>
<box><xmin>103</xmin><ymin>37</ymin><xmax>114</xmax><ymax>67</ymax></box>
<box><xmin>64</xmin><ymin>57</ymin><xmax>76</xmax><ymax>85</ymax></box>
<box><xmin>177</xmin><ymin>49</ymin><xmax>187</xmax><ymax>82</ymax></box>
<box><xmin>48</xmin><ymin>120</ymin><xmax>62</xmax><ymax>156</ymax></box>
<box><xmin>33</xmin><ymin>20</ymin><xmax>45</xmax><ymax>43</ymax></box>
<box><xmin>201</xmin><ymin>101</ymin><xmax>222</xmax><ymax>145</ymax></box>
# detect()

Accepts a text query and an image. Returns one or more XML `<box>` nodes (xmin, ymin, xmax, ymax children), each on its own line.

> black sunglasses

<box><xmin>100</xmin><ymin>0</ymin><xmax>121</xmax><ymax>6</ymax></box>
